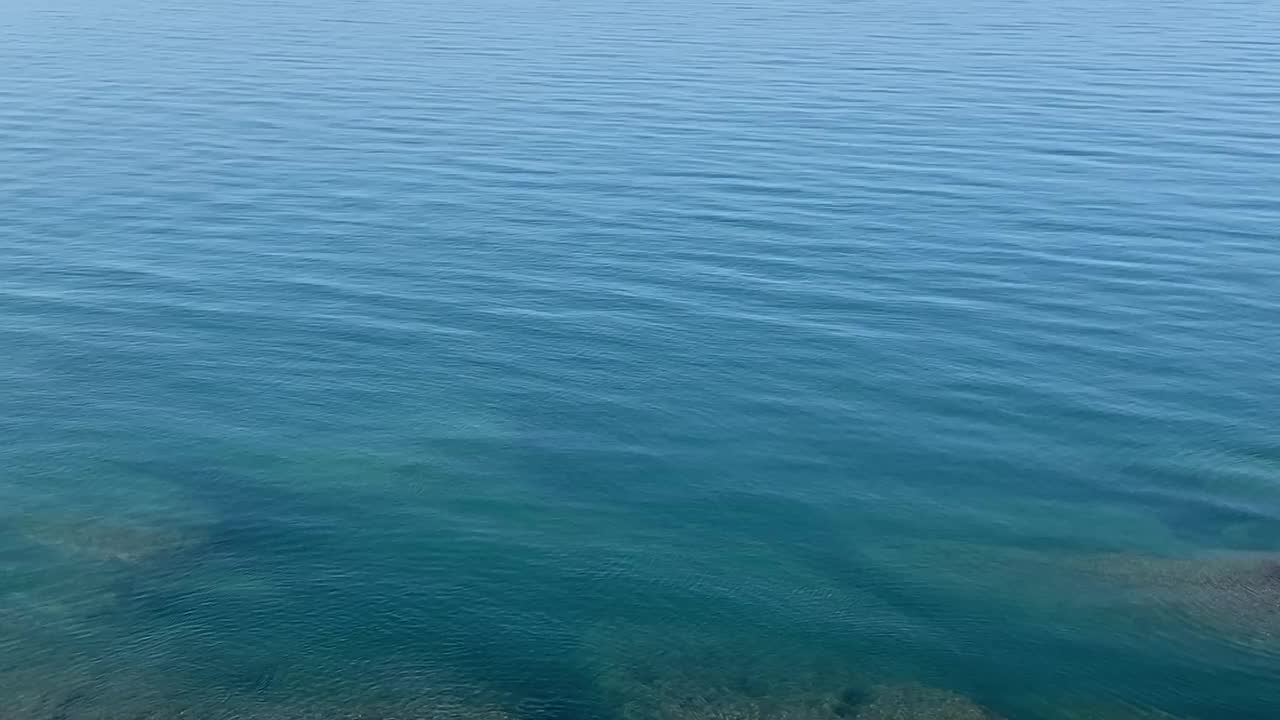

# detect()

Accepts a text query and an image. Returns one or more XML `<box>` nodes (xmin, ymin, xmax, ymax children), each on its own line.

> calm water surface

<box><xmin>2</xmin><ymin>0</ymin><xmax>1279</xmax><ymax>718</ymax></box>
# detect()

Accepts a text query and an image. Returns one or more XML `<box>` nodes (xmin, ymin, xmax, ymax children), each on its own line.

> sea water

<box><xmin>2</xmin><ymin>0</ymin><xmax>1279</xmax><ymax>718</ymax></box>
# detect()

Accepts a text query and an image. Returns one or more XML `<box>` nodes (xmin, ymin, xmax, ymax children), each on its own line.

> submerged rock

<box><xmin>1031</xmin><ymin>704</ymin><xmax>1196</xmax><ymax>720</ymax></box>
<box><xmin>239</xmin><ymin>698</ymin><xmax>518</xmax><ymax>720</ymax></box>
<box><xmin>591</xmin><ymin>640</ymin><xmax>869</xmax><ymax>720</ymax></box>
<box><xmin>2</xmin><ymin>666</ymin><xmax>520</xmax><ymax>720</ymax></box>
<box><xmin>21</xmin><ymin>514</ymin><xmax>207</xmax><ymax>564</ymax></box>
<box><xmin>591</xmin><ymin>640</ymin><xmax>993</xmax><ymax>720</ymax></box>
<box><xmin>596</xmin><ymin>658</ymin><xmax>862</xmax><ymax>720</ymax></box>
<box><xmin>851</xmin><ymin>684</ymin><xmax>1001</xmax><ymax>720</ymax></box>
<box><xmin>2</xmin><ymin>663</ymin><xmax>179</xmax><ymax>720</ymax></box>
<box><xmin>1074</xmin><ymin>552</ymin><xmax>1280</xmax><ymax>637</ymax></box>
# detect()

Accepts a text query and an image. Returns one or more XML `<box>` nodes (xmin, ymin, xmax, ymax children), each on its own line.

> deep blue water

<box><xmin>3</xmin><ymin>0</ymin><xmax>1280</xmax><ymax>717</ymax></box>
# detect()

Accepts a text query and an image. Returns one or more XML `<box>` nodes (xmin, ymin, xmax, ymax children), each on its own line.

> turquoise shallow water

<box><xmin>2</xmin><ymin>0</ymin><xmax>1280</xmax><ymax>717</ymax></box>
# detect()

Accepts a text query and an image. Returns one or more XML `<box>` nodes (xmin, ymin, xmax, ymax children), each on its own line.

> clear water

<box><xmin>2</xmin><ymin>0</ymin><xmax>1279</xmax><ymax>717</ymax></box>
